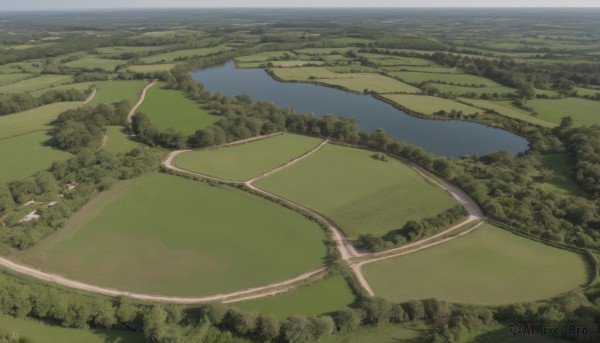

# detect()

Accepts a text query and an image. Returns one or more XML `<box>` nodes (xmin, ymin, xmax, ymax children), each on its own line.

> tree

<box><xmin>359</xmin><ymin>297</ymin><xmax>392</xmax><ymax>326</ymax></box>
<box><xmin>310</xmin><ymin>316</ymin><xmax>335</xmax><ymax>339</ymax></box>
<box><xmin>256</xmin><ymin>315</ymin><xmax>280</xmax><ymax>341</ymax></box>
<box><xmin>517</xmin><ymin>83</ymin><xmax>535</xmax><ymax>104</ymax></box>
<box><xmin>282</xmin><ymin>316</ymin><xmax>313</xmax><ymax>343</ymax></box>
<box><xmin>404</xmin><ymin>300</ymin><xmax>425</xmax><ymax>320</ymax></box>
<box><xmin>35</xmin><ymin>171</ymin><xmax>58</xmax><ymax>194</ymax></box>
<box><xmin>143</xmin><ymin>305</ymin><xmax>168</xmax><ymax>342</ymax></box>
<box><xmin>334</xmin><ymin>309</ymin><xmax>362</xmax><ymax>333</ymax></box>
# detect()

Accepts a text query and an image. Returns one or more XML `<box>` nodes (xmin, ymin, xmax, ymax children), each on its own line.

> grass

<box><xmin>141</xmin><ymin>45</ymin><xmax>234</xmax><ymax>63</ymax></box>
<box><xmin>362</xmin><ymin>223</ymin><xmax>590</xmax><ymax>305</ymax></box>
<box><xmin>527</xmin><ymin>98</ymin><xmax>600</xmax><ymax>126</ymax></box>
<box><xmin>88</xmin><ymin>80</ymin><xmax>148</xmax><ymax>107</ymax></box>
<box><xmin>126</xmin><ymin>64</ymin><xmax>177</xmax><ymax>73</ymax></box>
<box><xmin>317</xmin><ymin>74</ymin><xmax>421</xmax><ymax>94</ymax></box>
<box><xmin>470</xmin><ymin>323</ymin><xmax>572</xmax><ymax>342</ymax></box>
<box><xmin>103</xmin><ymin>126</ymin><xmax>141</xmax><ymax>155</ymax></box>
<box><xmin>0</xmin><ymin>75</ymin><xmax>73</xmax><ymax>94</ymax></box>
<box><xmin>387</xmin><ymin>66</ymin><xmax>462</xmax><ymax>73</ymax></box>
<box><xmin>271</xmin><ymin>67</ymin><xmax>353</xmax><ymax>81</ymax></box>
<box><xmin>270</xmin><ymin>60</ymin><xmax>325</xmax><ymax>67</ymax></box>
<box><xmin>18</xmin><ymin>173</ymin><xmax>327</xmax><ymax>296</ymax></box>
<box><xmin>458</xmin><ymin>98</ymin><xmax>553</xmax><ymax>127</ymax></box>
<box><xmin>0</xmin><ymin>73</ymin><xmax>33</xmax><ymax>87</ymax></box>
<box><xmin>313</xmin><ymin>322</ymin><xmax>425</xmax><ymax>343</ymax></box>
<box><xmin>63</xmin><ymin>56</ymin><xmax>124</xmax><ymax>71</ymax></box>
<box><xmin>94</xmin><ymin>46</ymin><xmax>166</xmax><ymax>54</ymax></box>
<box><xmin>535</xmin><ymin>154</ymin><xmax>582</xmax><ymax>195</ymax></box>
<box><xmin>392</xmin><ymin>71</ymin><xmax>501</xmax><ymax>86</ymax></box>
<box><xmin>574</xmin><ymin>86</ymin><xmax>600</xmax><ymax>97</ymax></box>
<box><xmin>234</xmin><ymin>275</ymin><xmax>355</xmax><ymax>320</ymax></box>
<box><xmin>429</xmin><ymin>83</ymin><xmax>516</xmax><ymax>97</ymax></box>
<box><xmin>0</xmin><ymin>61</ymin><xmax>45</xmax><ymax>74</ymax></box>
<box><xmin>255</xmin><ymin>144</ymin><xmax>458</xmax><ymax>237</ymax></box>
<box><xmin>28</xmin><ymin>82</ymin><xmax>95</xmax><ymax>97</ymax></box>
<box><xmin>137</xmin><ymin>84</ymin><xmax>218</xmax><ymax>135</ymax></box>
<box><xmin>0</xmin><ymin>102</ymin><xmax>84</xmax><ymax>140</ymax></box>
<box><xmin>0</xmin><ymin>131</ymin><xmax>72</xmax><ymax>184</ymax></box>
<box><xmin>0</xmin><ymin>314</ymin><xmax>143</xmax><ymax>343</ymax></box>
<box><xmin>174</xmin><ymin>134</ymin><xmax>323</xmax><ymax>181</ymax></box>
<box><xmin>235</xmin><ymin>51</ymin><xmax>297</xmax><ymax>63</ymax></box>
<box><xmin>381</xmin><ymin>94</ymin><xmax>481</xmax><ymax>116</ymax></box>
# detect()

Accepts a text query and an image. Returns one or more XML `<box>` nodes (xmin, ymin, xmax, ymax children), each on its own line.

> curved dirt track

<box><xmin>83</xmin><ymin>87</ymin><xmax>97</xmax><ymax>105</ymax></box>
<box><xmin>127</xmin><ymin>80</ymin><xmax>157</xmax><ymax>123</ymax></box>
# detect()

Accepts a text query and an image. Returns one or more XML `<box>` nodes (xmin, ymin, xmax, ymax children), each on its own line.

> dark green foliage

<box><xmin>0</xmin><ymin>88</ymin><xmax>88</xmax><ymax>116</ymax></box>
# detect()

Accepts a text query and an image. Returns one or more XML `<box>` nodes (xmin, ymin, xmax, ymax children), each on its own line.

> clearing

<box><xmin>88</xmin><ymin>80</ymin><xmax>148</xmax><ymax>107</ymax></box>
<box><xmin>103</xmin><ymin>126</ymin><xmax>141</xmax><ymax>155</ymax></box>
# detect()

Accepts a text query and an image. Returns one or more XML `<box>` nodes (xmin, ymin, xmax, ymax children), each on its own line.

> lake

<box><xmin>191</xmin><ymin>61</ymin><xmax>529</xmax><ymax>157</ymax></box>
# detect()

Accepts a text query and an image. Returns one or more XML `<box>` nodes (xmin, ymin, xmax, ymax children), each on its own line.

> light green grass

<box><xmin>141</xmin><ymin>45</ymin><xmax>234</xmax><ymax>63</ymax></box>
<box><xmin>0</xmin><ymin>73</ymin><xmax>34</xmax><ymax>87</ymax></box>
<box><xmin>137</xmin><ymin>84</ymin><xmax>218</xmax><ymax>135</ymax></box>
<box><xmin>19</xmin><ymin>173</ymin><xmax>326</xmax><ymax>296</ymax></box>
<box><xmin>392</xmin><ymin>71</ymin><xmax>501</xmax><ymax>86</ymax></box>
<box><xmin>0</xmin><ymin>61</ymin><xmax>45</xmax><ymax>74</ymax></box>
<box><xmin>28</xmin><ymin>82</ymin><xmax>95</xmax><ymax>97</ymax></box>
<box><xmin>0</xmin><ymin>102</ymin><xmax>84</xmax><ymax>140</ymax></box>
<box><xmin>325</xmin><ymin>64</ymin><xmax>380</xmax><ymax>73</ymax></box>
<box><xmin>430</xmin><ymin>83</ymin><xmax>516</xmax><ymax>96</ymax></box>
<box><xmin>363</xmin><ymin>223</ymin><xmax>590</xmax><ymax>305</ymax></box>
<box><xmin>88</xmin><ymin>80</ymin><xmax>148</xmax><ymax>107</ymax></box>
<box><xmin>270</xmin><ymin>60</ymin><xmax>325</xmax><ymax>67</ymax></box>
<box><xmin>387</xmin><ymin>66</ymin><xmax>462</xmax><ymax>73</ymax></box>
<box><xmin>63</xmin><ymin>56</ymin><xmax>124</xmax><ymax>71</ymax></box>
<box><xmin>0</xmin><ymin>131</ymin><xmax>72</xmax><ymax>183</ymax></box>
<box><xmin>235</xmin><ymin>51</ymin><xmax>297</xmax><ymax>63</ymax></box>
<box><xmin>535</xmin><ymin>154</ymin><xmax>582</xmax><ymax>195</ymax></box>
<box><xmin>0</xmin><ymin>314</ymin><xmax>143</xmax><ymax>343</ymax></box>
<box><xmin>255</xmin><ymin>144</ymin><xmax>458</xmax><ymax>237</ymax></box>
<box><xmin>174</xmin><ymin>134</ymin><xmax>322</xmax><ymax>181</ymax></box>
<box><xmin>271</xmin><ymin>67</ymin><xmax>353</xmax><ymax>81</ymax></box>
<box><xmin>294</xmin><ymin>47</ymin><xmax>356</xmax><ymax>55</ymax></box>
<box><xmin>318</xmin><ymin>74</ymin><xmax>421</xmax><ymax>94</ymax></box>
<box><xmin>94</xmin><ymin>46</ymin><xmax>166</xmax><ymax>54</ymax></box>
<box><xmin>458</xmin><ymin>98</ymin><xmax>553</xmax><ymax>127</ymax></box>
<box><xmin>357</xmin><ymin>54</ymin><xmax>437</xmax><ymax>67</ymax></box>
<box><xmin>0</xmin><ymin>75</ymin><xmax>73</xmax><ymax>94</ymax></box>
<box><xmin>314</xmin><ymin>322</ymin><xmax>425</xmax><ymax>343</ymax></box>
<box><xmin>381</xmin><ymin>94</ymin><xmax>481</xmax><ymax>116</ymax></box>
<box><xmin>126</xmin><ymin>64</ymin><xmax>177</xmax><ymax>73</ymax></box>
<box><xmin>574</xmin><ymin>86</ymin><xmax>600</xmax><ymax>97</ymax></box>
<box><xmin>527</xmin><ymin>98</ymin><xmax>600</xmax><ymax>126</ymax></box>
<box><xmin>235</xmin><ymin>275</ymin><xmax>355</xmax><ymax>320</ymax></box>
<box><xmin>103</xmin><ymin>126</ymin><xmax>141</xmax><ymax>155</ymax></box>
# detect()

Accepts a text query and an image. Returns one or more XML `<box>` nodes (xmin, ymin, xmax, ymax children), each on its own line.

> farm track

<box><xmin>127</xmin><ymin>80</ymin><xmax>157</xmax><ymax>123</ymax></box>
<box><xmin>83</xmin><ymin>87</ymin><xmax>97</xmax><ymax>105</ymax></box>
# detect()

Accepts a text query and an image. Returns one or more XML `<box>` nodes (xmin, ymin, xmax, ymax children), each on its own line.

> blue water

<box><xmin>191</xmin><ymin>61</ymin><xmax>529</xmax><ymax>157</ymax></box>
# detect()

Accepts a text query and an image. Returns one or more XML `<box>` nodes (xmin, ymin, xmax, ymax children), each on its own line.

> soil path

<box><xmin>127</xmin><ymin>80</ymin><xmax>157</xmax><ymax>123</ymax></box>
<box><xmin>83</xmin><ymin>87</ymin><xmax>97</xmax><ymax>105</ymax></box>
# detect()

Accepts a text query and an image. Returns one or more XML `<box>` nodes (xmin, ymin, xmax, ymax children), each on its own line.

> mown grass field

<box><xmin>458</xmin><ymin>98</ymin><xmax>553</xmax><ymax>127</ymax></box>
<box><xmin>574</xmin><ymin>86</ymin><xmax>600</xmax><ymax>97</ymax></box>
<box><xmin>255</xmin><ymin>144</ymin><xmax>458</xmax><ymax>237</ymax></box>
<box><xmin>141</xmin><ymin>45</ymin><xmax>234</xmax><ymax>63</ymax></box>
<box><xmin>235</xmin><ymin>51</ymin><xmax>297</xmax><ymax>63</ymax></box>
<box><xmin>0</xmin><ymin>73</ymin><xmax>33</xmax><ymax>87</ymax></box>
<box><xmin>137</xmin><ymin>84</ymin><xmax>218</xmax><ymax>135</ymax></box>
<box><xmin>381</xmin><ymin>94</ymin><xmax>481</xmax><ymax>116</ymax></box>
<box><xmin>318</xmin><ymin>74</ymin><xmax>421</xmax><ymax>94</ymax></box>
<box><xmin>18</xmin><ymin>173</ymin><xmax>327</xmax><ymax>296</ymax></box>
<box><xmin>94</xmin><ymin>45</ymin><xmax>165</xmax><ymax>54</ymax></box>
<box><xmin>271</xmin><ymin>67</ymin><xmax>353</xmax><ymax>81</ymax></box>
<box><xmin>88</xmin><ymin>80</ymin><xmax>148</xmax><ymax>107</ymax></box>
<box><xmin>393</xmin><ymin>72</ymin><xmax>501</xmax><ymax>86</ymax></box>
<box><xmin>235</xmin><ymin>275</ymin><xmax>355</xmax><ymax>319</ymax></box>
<box><xmin>63</xmin><ymin>56</ymin><xmax>124</xmax><ymax>71</ymax></box>
<box><xmin>363</xmin><ymin>223</ymin><xmax>590</xmax><ymax>304</ymax></box>
<box><xmin>0</xmin><ymin>74</ymin><xmax>73</xmax><ymax>94</ymax></box>
<box><xmin>527</xmin><ymin>98</ymin><xmax>600</xmax><ymax>126</ymax></box>
<box><xmin>430</xmin><ymin>83</ymin><xmax>516</xmax><ymax>97</ymax></box>
<box><xmin>103</xmin><ymin>126</ymin><xmax>141</xmax><ymax>155</ymax></box>
<box><xmin>174</xmin><ymin>134</ymin><xmax>322</xmax><ymax>181</ymax></box>
<box><xmin>0</xmin><ymin>314</ymin><xmax>143</xmax><ymax>343</ymax></box>
<box><xmin>0</xmin><ymin>131</ymin><xmax>72</xmax><ymax>183</ymax></box>
<box><xmin>28</xmin><ymin>81</ymin><xmax>95</xmax><ymax>97</ymax></box>
<box><xmin>0</xmin><ymin>102</ymin><xmax>83</xmax><ymax>139</ymax></box>
<box><xmin>126</xmin><ymin>64</ymin><xmax>177</xmax><ymax>73</ymax></box>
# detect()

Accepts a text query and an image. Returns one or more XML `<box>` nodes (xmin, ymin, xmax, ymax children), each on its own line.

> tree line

<box><xmin>0</xmin><ymin>87</ymin><xmax>89</xmax><ymax>116</ymax></box>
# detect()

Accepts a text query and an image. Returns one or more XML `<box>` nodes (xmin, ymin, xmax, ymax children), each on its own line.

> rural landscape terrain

<box><xmin>0</xmin><ymin>6</ymin><xmax>599</xmax><ymax>343</ymax></box>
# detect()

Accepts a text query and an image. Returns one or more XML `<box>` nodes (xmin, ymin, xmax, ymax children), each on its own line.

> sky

<box><xmin>2</xmin><ymin>0</ymin><xmax>599</xmax><ymax>10</ymax></box>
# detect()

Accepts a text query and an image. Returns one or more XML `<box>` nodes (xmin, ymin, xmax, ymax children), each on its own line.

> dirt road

<box><xmin>83</xmin><ymin>87</ymin><xmax>97</xmax><ymax>105</ymax></box>
<box><xmin>127</xmin><ymin>80</ymin><xmax>157</xmax><ymax>123</ymax></box>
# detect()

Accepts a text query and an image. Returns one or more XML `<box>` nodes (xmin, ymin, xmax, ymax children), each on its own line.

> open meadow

<box><xmin>362</xmin><ymin>223</ymin><xmax>590</xmax><ymax>304</ymax></box>
<box><xmin>526</xmin><ymin>98</ymin><xmax>600</xmax><ymax>126</ymax></box>
<box><xmin>141</xmin><ymin>45</ymin><xmax>234</xmax><ymax>63</ymax></box>
<box><xmin>0</xmin><ymin>102</ymin><xmax>83</xmax><ymax>139</ymax></box>
<box><xmin>254</xmin><ymin>144</ymin><xmax>458</xmax><ymax>237</ymax></box>
<box><xmin>174</xmin><ymin>134</ymin><xmax>323</xmax><ymax>181</ymax></box>
<box><xmin>88</xmin><ymin>80</ymin><xmax>148</xmax><ymax>107</ymax></box>
<box><xmin>17</xmin><ymin>173</ymin><xmax>327</xmax><ymax>296</ymax></box>
<box><xmin>458</xmin><ymin>98</ymin><xmax>553</xmax><ymax>127</ymax></box>
<box><xmin>0</xmin><ymin>75</ymin><xmax>73</xmax><ymax>94</ymax></box>
<box><xmin>103</xmin><ymin>126</ymin><xmax>142</xmax><ymax>155</ymax></box>
<box><xmin>381</xmin><ymin>94</ymin><xmax>481</xmax><ymax>116</ymax></box>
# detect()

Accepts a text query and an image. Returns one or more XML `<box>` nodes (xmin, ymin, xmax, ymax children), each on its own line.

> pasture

<box><xmin>103</xmin><ymin>126</ymin><xmax>141</xmax><ymax>155</ymax></box>
<box><xmin>88</xmin><ymin>80</ymin><xmax>148</xmax><ymax>107</ymax></box>
<box><xmin>0</xmin><ymin>314</ymin><xmax>143</xmax><ymax>343</ymax></box>
<box><xmin>235</xmin><ymin>51</ymin><xmax>297</xmax><ymax>63</ymax></box>
<box><xmin>0</xmin><ymin>131</ymin><xmax>72</xmax><ymax>184</ymax></box>
<box><xmin>315</xmin><ymin>322</ymin><xmax>425</xmax><ymax>343</ymax></box>
<box><xmin>137</xmin><ymin>84</ymin><xmax>218</xmax><ymax>135</ymax></box>
<box><xmin>362</xmin><ymin>223</ymin><xmax>590</xmax><ymax>304</ymax></box>
<box><xmin>458</xmin><ymin>98</ymin><xmax>553</xmax><ymax>127</ymax></box>
<box><xmin>63</xmin><ymin>56</ymin><xmax>124</xmax><ymax>71</ymax></box>
<box><xmin>392</xmin><ymin>71</ymin><xmax>501</xmax><ymax>86</ymax></box>
<box><xmin>0</xmin><ymin>102</ymin><xmax>83</xmax><ymax>139</ymax></box>
<box><xmin>254</xmin><ymin>144</ymin><xmax>458</xmax><ymax>237</ymax></box>
<box><xmin>126</xmin><ymin>64</ymin><xmax>176</xmax><ymax>73</ymax></box>
<box><xmin>527</xmin><ymin>98</ymin><xmax>600</xmax><ymax>126</ymax></box>
<box><xmin>28</xmin><ymin>82</ymin><xmax>95</xmax><ymax>97</ymax></box>
<box><xmin>0</xmin><ymin>73</ymin><xmax>33</xmax><ymax>87</ymax></box>
<box><xmin>535</xmin><ymin>154</ymin><xmax>582</xmax><ymax>195</ymax></box>
<box><xmin>271</xmin><ymin>67</ymin><xmax>353</xmax><ymax>81</ymax></box>
<box><xmin>317</xmin><ymin>74</ymin><xmax>421</xmax><ymax>94</ymax></box>
<box><xmin>429</xmin><ymin>83</ymin><xmax>516</xmax><ymax>97</ymax></box>
<box><xmin>381</xmin><ymin>94</ymin><xmax>481</xmax><ymax>116</ymax></box>
<box><xmin>0</xmin><ymin>75</ymin><xmax>73</xmax><ymax>94</ymax></box>
<box><xmin>235</xmin><ymin>274</ymin><xmax>355</xmax><ymax>319</ymax></box>
<box><xmin>18</xmin><ymin>173</ymin><xmax>327</xmax><ymax>296</ymax></box>
<box><xmin>141</xmin><ymin>45</ymin><xmax>234</xmax><ymax>63</ymax></box>
<box><xmin>174</xmin><ymin>134</ymin><xmax>323</xmax><ymax>181</ymax></box>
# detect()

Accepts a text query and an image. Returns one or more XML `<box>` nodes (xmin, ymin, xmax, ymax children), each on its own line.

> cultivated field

<box><xmin>527</xmin><ymin>98</ymin><xmax>600</xmax><ymax>126</ymax></box>
<box><xmin>88</xmin><ymin>80</ymin><xmax>148</xmax><ymax>107</ymax></box>
<box><xmin>137</xmin><ymin>84</ymin><xmax>218</xmax><ymax>135</ymax></box>
<box><xmin>381</xmin><ymin>94</ymin><xmax>481</xmax><ymax>116</ymax></box>
<box><xmin>235</xmin><ymin>275</ymin><xmax>355</xmax><ymax>319</ymax></box>
<box><xmin>362</xmin><ymin>223</ymin><xmax>590</xmax><ymax>304</ymax></box>
<box><xmin>174</xmin><ymin>134</ymin><xmax>323</xmax><ymax>181</ymax></box>
<box><xmin>103</xmin><ymin>126</ymin><xmax>141</xmax><ymax>155</ymax></box>
<box><xmin>254</xmin><ymin>144</ymin><xmax>458</xmax><ymax>237</ymax></box>
<box><xmin>18</xmin><ymin>173</ymin><xmax>327</xmax><ymax>296</ymax></box>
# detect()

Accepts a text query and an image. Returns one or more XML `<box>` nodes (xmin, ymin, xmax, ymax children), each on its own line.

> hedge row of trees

<box><xmin>559</xmin><ymin>121</ymin><xmax>600</xmax><ymax>199</ymax></box>
<box><xmin>0</xmin><ymin>87</ymin><xmax>89</xmax><ymax>116</ymax></box>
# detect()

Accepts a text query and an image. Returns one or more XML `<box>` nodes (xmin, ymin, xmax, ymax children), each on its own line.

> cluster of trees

<box><xmin>0</xmin><ymin>87</ymin><xmax>89</xmax><ymax>116</ymax></box>
<box><xmin>559</xmin><ymin>120</ymin><xmax>600</xmax><ymax>198</ymax></box>
<box><xmin>131</xmin><ymin>113</ymin><xmax>187</xmax><ymax>149</ymax></box>
<box><xmin>355</xmin><ymin>205</ymin><xmax>467</xmax><ymax>252</ymax></box>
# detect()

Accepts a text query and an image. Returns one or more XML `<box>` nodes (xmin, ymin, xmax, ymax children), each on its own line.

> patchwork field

<box><xmin>392</xmin><ymin>71</ymin><xmax>501</xmax><ymax>86</ymax></box>
<box><xmin>317</xmin><ymin>74</ymin><xmax>421</xmax><ymax>94</ymax></box>
<box><xmin>235</xmin><ymin>274</ymin><xmax>355</xmax><ymax>319</ymax></box>
<box><xmin>141</xmin><ymin>45</ymin><xmax>234</xmax><ymax>63</ymax></box>
<box><xmin>381</xmin><ymin>94</ymin><xmax>481</xmax><ymax>116</ymax></box>
<box><xmin>271</xmin><ymin>67</ymin><xmax>353</xmax><ymax>81</ymax></box>
<box><xmin>527</xmin><ymin>98</ymin><xmax>600</xmax><ymax>126</ymax></box>
<box><xmin>63</xmin><ymin>56</ymin><xmax>124</xmax><ymax>71</ymax></box>
<box><xmin>459</xmin><ymin>98</ymin><xmax>553</xmax><ymax>127</ymax></box>
<box><xmin>0</xmin><ymin>74</ymin><xmax>73</xmax><ymax>94</ymax></box>
<box><xmin>315</xmin><ymin>322</ymin><xmax>425</xmax><ymax>343</ymax></box>
<box><xmin>137</xmin><ymin>84</ymin><xmax>218</xmax><ymax>135</ymax></box>
<box><xmin>362</xmin><ymin>223</ymin><xmax>590</xmax><ymax>304</ymax></box>
<box><xmin>18</xmin><ymin>173</ymin><xmax>327</xmax><ymax>296</ymax></box>
<box><xmin>0</xmin><ymin>314</ymin><xmax>143</xmax><ymax>343</ymax></box>
<box><xmin>429</xmin><ymin>83</ymin><xmax>516</xmax><ymax>97</ymax></box>
<box><xmin>88</xmin><ymin>80</ymin><xmax>148</xmax><ymax>107</ymax></box>
<box><xmin>0</xmin><ymin>131</ymin><xmax>72</xmax><ymax>183</ymax></box>
<box><xmin>254</xmin><ymin>144</ymin><xmax>458</xmax><ymax>237</ymax></box>
<box><xmin>126</xmin><ymin>64</ymin><xmax>177</xmax><ymax>73</ymax></box>
<box><xmin>174</xmin><ymin>134</ymin><xmax>323</xmax><ymax>181</ymax></box>
<box><xmin>0</xmin><ymin>73</ymin><xmax>33</xmax><ymax>87</ymax></box>
<box><xmin>103</xmin><ymin>126</ymin><xmax>141</xmax><ymax>155</ymax></box>
<box><xmin>0</xmin><ymin>102</ymin><xmax>83</xmax><ymax>139</ymax></box>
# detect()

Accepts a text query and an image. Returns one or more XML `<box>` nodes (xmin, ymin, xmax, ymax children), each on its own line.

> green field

<box><xmin>88</xmin><ymin>80</ymin><xmax>148</xmax><ymax>107</ymax></box>
<box><xmin>255</xmin><ymin>144</ymin><xmax>458</xmax><ymax>237</ymax></box>
<box><xmin>430</xmin><ymin>83</ymin><xmax>516</xmax><ymax>97</ymax></box>
<box><xmin>0</xmin><ymin>75</ymin><xmax>73</xmax><ymax>94</ymax></box>
<box><xmin>235</xmin><ymin>275</ymin><xmax>355</xmax><ymax>319</ymax></box>
<box><xmin>535</xmin><ymin>154</ymin><xmax>582</xmax><ymax>195</ymax></box>
<box><xmin>0</xmin><ymin>61</ymin><xmax>45</xmax><ymax>74</ymax></box>
<box><xmin>271</xmin><ymin>60</ymin><xmax>325</xmax><ymax>67</ymax></box>
<box><xmin>470</xmin><ymin>323</ymin><xmax>573</xmax><ymax>343</ymax></box>
<box><xmin>94</xmin><ymin>45</ymin><xmax>166</xmax><ymax>54</ymax></box>
<box><xmin>381</xmin><ymin>94</ymin><xmax>481</xmax><ymax>116</ymax></box>
<box><xmin>0</xmin><ymin>102</ymin><xmax>84</xmax><ymax>139</ymax></box>
<box><xmin>64</xmin><ymin>56</ymin><xmax>124</xmax><ymax>71</ymax></box>
<box><xmin>363</xmin><ymin>223</ymin><xmax>590</xmax><ymax>304</ymax></box>
<box><xmin>387</xmin><ymin>66</ymin><xmax>462</xmax><ymax>73</ymax></box>
<box><xmin>103</xmin><ymin>126</ymin><xmax>141</xmax><ymax>155</ymax></box>
<box><xmin>174</xmin><ymin>134</ymin><xmax>322</xmax><ymax>181</ymax></box>
<box><xmin>0</xmin><ymin>314</ymin><xmax>143</xmax><ymax>343</ymax></box>
<box><xmin>141</xmin><ymin>45</ymin><xmax>234</xmax><ymax>63</ymax></box>
<box><xmin>28</xmin><ymin>82</ymin><xmax>95</xmax><ymax>97</ymax></box>
<box><xmin>235</xmin><ymin>51</ymin><xmax>297</xmax><ymax>63</ymax></box>
<box><xmin>314</xmin><ymin>322</ymin><xmax>425</xmax><ymax>343</ymax></box>
<box><xmin>126</xmin><ymin>63</ymin><xmax>177</xmax><ymax>73</ymax></box>
<box><xmin>317</xmin><ymin>74</ymin><xmax>421</xmax><ymax>94</ymax></box>
<box><xmin>271</xmin><ymin>67</ymin><xmax>353</xmax><ymax>81</ymax></box>
<box><xmin>0</xmin><ymin>73</ymin><xmax>33</xmax><ymax>87</ymax></box>
<box><xmin>392</xmin><ymin>71</ymin><xmax>501</xmax><ymax>86</ymax></box>
<box><xmin>18</xmin><ymin>173</ymin><xmax>326</xmax><ymax>296</ymax></box>
<box><xmin>527</xmin><ymin>98</ymin><xmax>600</xmax><ymax>126</ymax></box>
<box><xmin>574</xmin><ymin>86</ymin><xmax>600</xmax><ymax>97</ymax></box>
<box><xmin>0</xmin><ymin>131</ymin><xmax>72</xmax><ymax>183</ymax></box>
<box><xmin>459</xmin><ymin>98</ymin><xmax>553</xmax><ymax>127</ymax></box>
<box><xmin>137</xmin><ymin>84</ymin><xmax>218</xmax><ymax>135</ymax></box>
